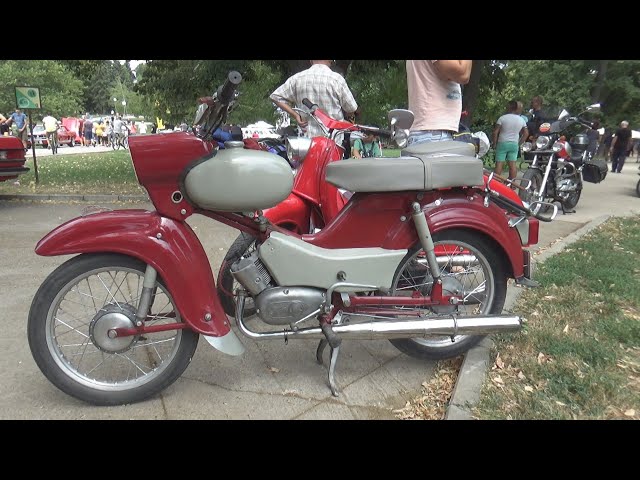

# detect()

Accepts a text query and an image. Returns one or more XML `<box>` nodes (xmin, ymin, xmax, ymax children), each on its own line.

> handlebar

<box><xmin>217</xmin><ymin>71</ymin><xmax>242</xmax><ymax>105</ymax></box>
<box><xmin>302</xmin><ymin>98</ymin><xmax>316</xmax><ymax>111</ymax></box>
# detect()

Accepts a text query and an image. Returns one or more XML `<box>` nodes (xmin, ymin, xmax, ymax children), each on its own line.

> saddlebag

<box><xmin>582</xmin><ymin>159</ymin><xmax>608</xmax><ymax>183</ymax></box>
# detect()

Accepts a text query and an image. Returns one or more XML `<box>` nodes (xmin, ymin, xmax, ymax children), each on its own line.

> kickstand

<box><xmin>316</xmin><ymin>339</ymin><xmax>328</xmax><ymax>365</ymax></box>
<box><xmin>316</xmin><ymin>323</ymin><xmax>343</xmax><ymax>397</ymax></box>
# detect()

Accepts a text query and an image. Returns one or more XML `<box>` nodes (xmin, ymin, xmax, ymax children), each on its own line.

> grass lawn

<box><xmin>472</xmin><ymin>216</ymin><xmax>640</xmax><ymax>420</ymax></box>
<box><xmin>0</xmin><ymin>150</ymin><xmax>144</xmax><ymax>196</ymax></box>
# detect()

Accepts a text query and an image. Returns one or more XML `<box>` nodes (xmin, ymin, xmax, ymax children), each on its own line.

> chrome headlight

<box><xmin>521</xmin><ymin>142</ymin><xmax>532</xmax><ymax>153</ymax></box>
<box><xmin>285</xmin><ymin>136</ymin><xmax>312</xmax><ymax>164</ymax></box>
<box><xmin>535</xmin><ymin>136</ymin><xmax>550</xmax><ymax>150</ymax></box>
<box><xmin>552</xmin><ymin>141</ymin><xmax>564</xmax><ymax>153</ymax></box>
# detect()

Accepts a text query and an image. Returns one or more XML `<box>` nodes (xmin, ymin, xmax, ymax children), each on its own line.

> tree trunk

<box><xmin>461</xmin><ymin>60</ymin><xmax>484</xmax><ymax>126</ymax></box>
<box><xmin>591</xmin><ymin>60</ymin><xmax>608</xmax><ymax>103</ymax></box>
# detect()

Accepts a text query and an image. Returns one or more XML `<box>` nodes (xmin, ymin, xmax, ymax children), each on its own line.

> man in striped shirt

<box><xmin>270</xmin><ymin>60</ymin><xmax>358</xmax><ymax>139</ymax></box>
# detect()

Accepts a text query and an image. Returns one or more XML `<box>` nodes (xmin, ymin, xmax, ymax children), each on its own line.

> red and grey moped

<box><xmin>28</xmin><ymin>72</ymin><xmax>551</xmax><ymax>404</ymax></box>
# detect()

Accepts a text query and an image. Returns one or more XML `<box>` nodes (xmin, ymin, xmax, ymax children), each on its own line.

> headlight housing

<box><xmin>535</xmin><ymin>136</ymin><xmax>551</xmax><ymax>150</ymax></box>
<box><xmin>552</xmin><ymin>141</ymin><xmax>564</xmax><ymax>153</ymax></box>
<box><xmin>521</xmin><ymin>142</ymin><xmax>532</xmax><ymax>153</ymax></box>
<box><xmin>285</xmin><ymin>136</ymin><xmax>312</xmax><ymax>164</ymax></box>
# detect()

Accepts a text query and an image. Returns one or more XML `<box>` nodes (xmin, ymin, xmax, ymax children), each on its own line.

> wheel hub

<box><xmin>89</xmin><ymin>303</ymin><xmax>138</xmax><ymax>353</ymax></box>
<box><xmin>431</xmin><ymin>276</ymin><xmax>464</xmax><ymax>314</ymax></box>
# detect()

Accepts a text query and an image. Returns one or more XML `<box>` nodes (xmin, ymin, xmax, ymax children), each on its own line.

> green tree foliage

<box><xmin>0</xmin><ymin>60</ymin><xmax>83</xmax><ymax>119</ymax></box>
<box><xmin>135</xmin><ymin>60</ymin><xmax>251</xmax><ymax>123</ymax></box>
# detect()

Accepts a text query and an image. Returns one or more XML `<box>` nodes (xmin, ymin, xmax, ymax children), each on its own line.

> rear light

<box><xmin>0</xmin><ymin>148</ymin><xmax>26</xmax><ymax>161</ymax></box>
<box><xmin>527</xmin><ymin>217</ymin><xmax>539</xmax><ymax>246</ymax></box>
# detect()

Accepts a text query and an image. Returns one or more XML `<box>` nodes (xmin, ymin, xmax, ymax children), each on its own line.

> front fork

<box><xmin>135</xmin><ymin>265</ymin><xmax>157</xmax><ymax>326</ymax></box>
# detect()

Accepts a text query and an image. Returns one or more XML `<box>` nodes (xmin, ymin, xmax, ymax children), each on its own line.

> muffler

<box><xmin>234</xmin><ymin>293</ymin><xmax>521</xmax><ymax>341</ymax></box>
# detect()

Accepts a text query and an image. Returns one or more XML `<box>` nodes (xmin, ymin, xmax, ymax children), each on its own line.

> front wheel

<box><xmin>389</xmin><ymin>229</ymin><xmax>508</xmax><ymax>360</ymax></box>
<box><xmin>28</xmin><ymin>253</ymin><xmax>199</xmax><ymax>406</ymax></box>
<box><xmin>518</xmin><ymin>168</ymin><xmax>551</xmax><ymax>214</ymax></box>
<box><xmin>636</xmin><ymin>178</ymin><xmax>640</xmax><ymax>197</ymax></box>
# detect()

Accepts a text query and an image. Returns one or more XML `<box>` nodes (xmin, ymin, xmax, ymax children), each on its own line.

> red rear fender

<box><xmin>35</xmin><ymin>210</ymin><xmax>229</xmax><ymax>337</ymax></box>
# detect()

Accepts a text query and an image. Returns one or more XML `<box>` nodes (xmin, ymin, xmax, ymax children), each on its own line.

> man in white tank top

<box><xmin>492</xmin><ymin>100</ymin><xmax>529</xmax><ymax>180</ymax></box>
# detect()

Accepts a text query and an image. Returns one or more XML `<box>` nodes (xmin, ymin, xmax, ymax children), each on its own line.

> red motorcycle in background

<box><xmin>217</xmin><ymin>104</ymin><xmax>548</xmax><ymax>317</ymax></box>
<box><xmin>28</xmin><ymin>72</ymin><xmax>551</xmax><ymax>405</ymax></box>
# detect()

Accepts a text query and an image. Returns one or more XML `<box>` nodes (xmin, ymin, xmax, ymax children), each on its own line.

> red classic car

<box><xmin>28</xmin><ymin>124</ymin><xmax>76</xmax><ymax>148</ymax></box>
<box><xmin>0</xmin><ymin>136</ymin><xmax>29</xmax><ymax>182</ymax></box>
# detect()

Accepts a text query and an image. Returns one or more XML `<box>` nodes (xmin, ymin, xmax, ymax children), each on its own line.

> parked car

<box><xmin>0</xmin><ymin>136</ymin><xmax>29</xmax><ymax>182</ymax></box>
<box><xmin>28</xmin><ymin>124</ymin><xmax>75</xmax><ymax>148</ymax></box>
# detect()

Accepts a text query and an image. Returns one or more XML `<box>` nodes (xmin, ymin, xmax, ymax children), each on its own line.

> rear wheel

<box><xmin>388</xmin><ymin>229</ymin><xmax>508</xmax><ymax>360</ymax></box>
<box><xmin>636</xmin><ymin>178</ymin><xmax>640</xmax><ymax>197</ymax></box>
<box><xmin>28</xmin><ymin>253</ymin><xmax>199</xmax><ymax>406</ymax></box>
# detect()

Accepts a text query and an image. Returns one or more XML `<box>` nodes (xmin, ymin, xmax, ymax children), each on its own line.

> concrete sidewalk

<box><xmin>1</xmin><ymin>164</ymin><xmax>638</xmax><ymax>419</ymax></box>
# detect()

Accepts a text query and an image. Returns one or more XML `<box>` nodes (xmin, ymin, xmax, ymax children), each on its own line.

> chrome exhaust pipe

<box><xmin>417</xmin><ymin>254</ymin><xmax>478</xmax><ymax>267</ymax></box>
<box><xmin>234</xmin><ymin>293</ymin><xmax>521</xmax><ymax>341</ymax></box>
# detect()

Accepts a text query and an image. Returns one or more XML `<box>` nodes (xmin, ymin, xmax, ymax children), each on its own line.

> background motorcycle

<box><xmin>519</xmin><ymin>103</ymin><xmax>603</xmax><ymax>213</ymax></box>
<box><xmin>218</xmin><ymin>107</ymin><xmax>541</xmax><ymax>317</ymax></box>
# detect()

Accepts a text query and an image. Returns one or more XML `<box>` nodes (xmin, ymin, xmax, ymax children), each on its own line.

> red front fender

<box><xmin>263</xmin><ymin>193</ymin><xmax>310</xmax><ymax>233</ymax></box>
<box><xmin>35</xmin><ymin>209</ymin><xmax>229</xmax><ymax>337</ymax></box>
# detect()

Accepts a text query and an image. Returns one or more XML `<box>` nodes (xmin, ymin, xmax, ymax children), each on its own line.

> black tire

<box><xmin>68</xmin><ymin>138</ymin><xmax>74</xmax><ymax>147</ymax></box>
<box><xmin>217</xmin><ymin>233</ymin><xmax>258</xmax><ymax>318</ymax></box>
<box><xmin>28</xmin><ymin>253</ymin><xmax>199</xmax><ymax>406</ymax></box>
<box><xmin>636</xmin><ymin>178</ymin><xmax>640</xmax><ymax>198</ymax></box>
<box><xmin>112</xmin><ymin>134</ymin><xmax>120</xmax><ymax>150</ymax></box>
<box><xmin>518</xmin><ymin>168</ymin><xmax>551</xmax><ymax>214</ymax></box>
<box><xmin>389</xmin><ymin>229</ymin><xmax>508</xmax><ymax>360</ymax></box>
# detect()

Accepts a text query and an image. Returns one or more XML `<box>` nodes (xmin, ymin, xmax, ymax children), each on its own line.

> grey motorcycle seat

<box><xmin>325</xmin><ymin>155</ymin><xmax>484</xmax><ymax>192</ymax></box>
<box><xmin>402</xmin><ymin>140</ymin><xmax>476</xmax><ymax>158</ymax></box>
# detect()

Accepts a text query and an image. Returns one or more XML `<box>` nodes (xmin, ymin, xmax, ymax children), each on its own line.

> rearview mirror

<box><xmin>558</xmin><ymin>109</ymin><xmax>570</xmax><ymax>120</ymax></box>
<box><xmin>388</xmin><ymin>109</ymin><xmax>414</xmax><ymax>130</ymax></box>
<box><xmin>587</xmin><ymin>103</ymin><xmax>601</xmax><ymax>112</ymax></box>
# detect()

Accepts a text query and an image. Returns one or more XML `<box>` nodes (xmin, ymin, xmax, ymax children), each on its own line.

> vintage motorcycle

<box><xmin>518</xmin><ymin>103</ymin><xmax>605</xmax><ymax>213</ymax></box>
<box><xmin>28</xmin><ymin>71</ymin><xmax>549</xmax><ymax>405</ymax></box>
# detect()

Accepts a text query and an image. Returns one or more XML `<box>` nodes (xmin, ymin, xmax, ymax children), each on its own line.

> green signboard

<box><xmin>15</xmin><ymin>86</ymin><xmax>41</xmax><ymax>109</ymax></box>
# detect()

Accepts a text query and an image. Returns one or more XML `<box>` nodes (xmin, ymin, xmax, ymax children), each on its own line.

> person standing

<box><xmin>78</xmin><ymin>115</ymin><xmax>86</xmax><ymax>146</ymax></box>
<box><xmin>8</xmin><ymin>108</ymin><xmax>29</xmax><ymax>149</ymax></box>
<box><xmin>0</xmin><ymin>113</ymin><xmax>9</xmax><ymax>136</ymax></box>
<box><xmin>83</xmin><ymin>117</ymin><xmax>94</xmax><ymax>146</ymax></box>
<box><xmin>269</xmin><ymin>60</ymin><xmax>358</xmax><ymax>140</ymax></box>
<box><xmin>492</xmin><ymin>100</ymin><xmax>529</xmax><ymax>180</ymax></box>
<box><xmin>586</xmin><ymin>120</ymin><xmax>601</xmax><ymax>160</ymax></box>
<box><xmin>405</xmin><ymin>60</ymin><xmax>472</xmax><ymax>146</ymax></box>
<box><xmin>610</xmin><ymin>120</ymin><xmax>632</xmax><ymax>173</ymax></box>
<box><xmin>526</xmin><ymin>95</ymin><xmax>550</xmax><ymax>142</ymax></box>
<box><xmin>42</xmin><ymin>113</ymin><xmax>60</xmax><ymax>152</ymax></box>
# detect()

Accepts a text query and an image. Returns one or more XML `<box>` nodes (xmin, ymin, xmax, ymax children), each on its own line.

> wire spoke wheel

<box><xmin>389</xmin><ymin>230</ymin><xmax>507</xmax><ymax>360</ymax></box>
<box><xmin>28</xmin><ymin>254</ymin><xmax>199</xmax><ymax>405</ymax></box>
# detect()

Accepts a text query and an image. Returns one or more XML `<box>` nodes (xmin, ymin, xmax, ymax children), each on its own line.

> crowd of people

<box><xmin>0</xmin><ymin>110</ymin><xmax>146</xmax><ymax>150</ymax></box>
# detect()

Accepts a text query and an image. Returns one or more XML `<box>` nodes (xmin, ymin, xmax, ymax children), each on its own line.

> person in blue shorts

<box><xmin>492</xmin><ymin>100</ymin><xmax>529</xmax><ymax>180</ymax></box>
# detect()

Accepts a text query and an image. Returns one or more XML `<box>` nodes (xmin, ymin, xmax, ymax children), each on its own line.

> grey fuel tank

<box><xmin>184</xmin><ymin>142</ymin><xmax>294</xmax><ymax>212</ymax></box>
